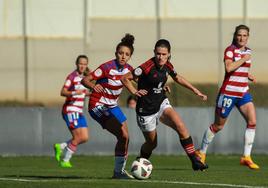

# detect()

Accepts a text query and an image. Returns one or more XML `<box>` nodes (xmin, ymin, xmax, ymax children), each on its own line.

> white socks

<box><xmin>200</xmin><ymin>126</ymin><xmax>215</xmax><ymax>154</ymax></box>
<box><xmin>63</xmin><ymin>147</ymin><xmax>74</xmax><ymax>162</ymax></box>
<box><xmin>243</xmin><ymin>128</ymin><xmax>255</xmax><ymax>156</ymax></box>
<box><xmin>60</xmin><ymin>142</ymin><xmax>67</xmax><ymax>150</ymax></box>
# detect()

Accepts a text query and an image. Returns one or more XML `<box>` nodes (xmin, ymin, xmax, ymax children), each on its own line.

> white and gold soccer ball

<box><xmin>130</xmin><ymin>158</ymin><xmax>153</xmax><ymax>180</ymax></box>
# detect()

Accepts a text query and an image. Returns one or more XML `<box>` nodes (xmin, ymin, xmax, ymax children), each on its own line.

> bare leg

<box><xmin>103</xmin><ymin>118</ymin><xmax>130</xmax><ymax>174</ymax></box>
<box><xmin>139</xmin><ymin>130</ymin><xmax>157</xmax><ymax>159</ymax></box>
<box><xmin>160</xmin><ymin>107</ymin><xmax>208</xmax><ymax>171</ymax></box>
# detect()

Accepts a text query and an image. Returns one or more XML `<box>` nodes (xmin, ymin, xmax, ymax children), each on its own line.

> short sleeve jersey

<box><xmin>89</xmin><ymin>59</ymin><xmax>133</xmax><ymax>110</ymax></box>
<box><xmin>220</xmin><ymin>44</ymin><xmax>252</xmax><ymax>98</ymax></box>
<box><xmin>133</xmin><ymin>58</ymin><xmax>177</xmax><ymax>116</ymax></box>
<box><xmin>62</xmin><ymin>70</ymin><xmax>87</xmax><ymax>114</ymax></box>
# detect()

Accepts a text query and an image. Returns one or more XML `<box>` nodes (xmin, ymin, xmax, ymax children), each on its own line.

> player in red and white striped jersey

<box><xmin>197</xmin><ymin>25</ymin><xmax>259</xmax><ymax>170</ymax></box>
<box><xmin>54</xmin><ymin>55</ymin><xmax>90</xmax><ymax>168</ymax></box>
<box><xmin>82</xmin><ymin>34</ymin><xmax>140</xmax><ymax>179</ymax></box>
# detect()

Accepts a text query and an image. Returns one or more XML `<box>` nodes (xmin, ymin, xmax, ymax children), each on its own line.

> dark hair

<box><xmin>116</xmin><ymin>33</ymin><xmax>135</xmax><ymax>55</ymax></box>
<box><xmin>154</xmin><ymin>39</ymin><xmax>171</xmax><ymax>53</ymax></box>
<box><xmin>232</xmin><ymin>24</ymin><xmax>250</xmax><ymax>45</ymax></box>
<box><xmin>75</xmin><ymin>55</ymin><xmax>88</xmax><ymax>65</ymax></box>
<box><xmin>127</xmin><ymin>95</ymin><xmax>137</xmax><ymax>104</ymax></box>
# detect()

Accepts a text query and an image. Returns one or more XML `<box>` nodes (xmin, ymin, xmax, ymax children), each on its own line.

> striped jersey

<box><xmin>62</xmin><ymin>70</ymin><xmax>87</xmax><ymax>114</ymax></box>
<box><xmin>220</xmin><ymin>44</ymin><xmax>252</xmax><ymax>98</ymax></box>
<box><xmin>89</xmin><ymin>60</ymin><xmax>133</xmax><ymax>110</ymax></box>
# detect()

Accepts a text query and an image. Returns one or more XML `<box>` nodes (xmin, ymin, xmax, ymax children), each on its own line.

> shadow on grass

<box><xmin>155</xmin><ymin>167</ymin><xmax>189</xmax><ymax>171</ymax></box>
<box><xmin>4</xmin><ymin>174</ymin><xmax>110</xmax><ymax>180</ymax></box>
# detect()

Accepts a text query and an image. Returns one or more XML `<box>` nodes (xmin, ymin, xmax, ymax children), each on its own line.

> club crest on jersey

<box><xmin>65</xmin><ymin>79</ymin><xmax>71</xmax><ymax>87</ymax></box>
<box><xmin>226</xmin><ymin>51</ymin><xmax>233</xmax><ymax>58</ymax></box>
<box><xmin>94</xmin><ymin>68</ymin><xmax>102</xmax><ymax>77</ymax></box>
<box><xmin>134</xmin><ymin>67</ymin><xmax>142</xmax><ymax>76</ymax></box>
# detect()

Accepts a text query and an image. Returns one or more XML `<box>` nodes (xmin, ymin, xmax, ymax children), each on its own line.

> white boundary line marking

<box><xmin>141</xmin><ymin>180</ymin><xmax>267</xmax><ymax>188</ymax></box>
<box><xmin>0</xmin><ymin>177</ymin><xmax>267</xmax><ymax>188</ymax></box>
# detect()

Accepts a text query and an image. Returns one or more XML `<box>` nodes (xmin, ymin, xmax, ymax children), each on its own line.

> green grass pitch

<box><xmin>0</xmin><ymin>155</ymin><xmax>267</xmax><ymax>188</ymax></box>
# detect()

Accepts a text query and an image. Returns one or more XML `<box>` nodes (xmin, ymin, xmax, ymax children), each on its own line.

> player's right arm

<box><xmin>224</xmin><ymin>49</ymin><xmax>251</xmax><ymax>73</ymax></box>
<box><xmin>60</xmin><ymin>78</ymin><xmax>85</xmax><ymax>97</ymax></box>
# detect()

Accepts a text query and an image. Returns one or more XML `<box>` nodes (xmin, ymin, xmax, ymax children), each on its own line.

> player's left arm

<box><xmin>172</xmin><ymin>74</ymin><xmax>207</xmax><ymax>101</ymax></box>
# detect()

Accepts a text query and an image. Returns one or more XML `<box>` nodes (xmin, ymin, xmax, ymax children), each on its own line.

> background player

<box><xmin>54</xmin><ymin>55</ymin><xmax>90</xmax><ymax>167</ymax></box>
<box><xmin>196</xmin><ymin>25</ymin><xmax>259</xmax><ymax>170</ymax></box>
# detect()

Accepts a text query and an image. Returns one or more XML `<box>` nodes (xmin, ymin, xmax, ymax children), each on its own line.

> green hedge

<box><xmin>1</xmin><ymin>84</ymin><xmax>267</xmax><ymax>107</ymax></box>
<box><xmin>120</xmin><ymin>83</ymin><xmax>268</xmax><ymax>107</ymax></box>
<box><xmin>0</xmin><ymin>100</ymin><xmax>45</xmax><ymax>107</ymax></box>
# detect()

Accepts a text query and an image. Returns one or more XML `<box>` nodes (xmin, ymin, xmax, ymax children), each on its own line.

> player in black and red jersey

<box><xmin>121</xmin><ymin>39</ymin><xmax>208</xmax><ymax>171</ymax></box>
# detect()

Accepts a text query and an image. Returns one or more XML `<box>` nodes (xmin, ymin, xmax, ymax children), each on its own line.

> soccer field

<box><xmin>0</xmin><ymin>155</ymin><xmax>267</xmax><ymax>188</ymax></box>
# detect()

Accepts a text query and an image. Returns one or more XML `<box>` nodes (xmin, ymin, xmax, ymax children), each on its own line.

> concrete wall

<box><xmin>0</xmin><ymin>107</ymin><xmax>267</xmax><ymax>156</ymax></box>
<box><xmin>1</xmin><ymin>18</ymin><xmax>268</xmax><ymax>104</ymax></box>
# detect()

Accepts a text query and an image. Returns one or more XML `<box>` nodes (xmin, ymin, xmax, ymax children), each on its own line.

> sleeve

<box><xmin>133</xmin><ymin>60</ymin><xmax>152</xmax><ymax>77</ymax></box>
<box><xmin>133</xmin><ymin>66</ymin><xmax>143</xmax><ymax>78</ymax></box>
<box><xmin>90</xmin><ymin>64</ymin><xmax>106</xmax><ymax>80</ymax></box>
<box><xmin>224</xmin><ymin>47</ymin><xmax>234</xmax><ymax>61</ymax></box>
<box><xmin>166</xmin><ymin>62</ymin><xmax>177</xmax><ymax>78</ymax></box>
<box><xmin>63</xmin><ymin>76</ymin><xmax>72</xmax><ymax>89</ymax></box>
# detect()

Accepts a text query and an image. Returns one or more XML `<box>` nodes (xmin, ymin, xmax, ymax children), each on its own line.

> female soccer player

<box><xmin>54</xmin><ymin>55</ymin><xmax>90</xmax><ymax>168</ymax></box>
<box><xmin>82</xmin><ymin>34</ymin><xmax>142</xmax><ymax>179</ymax></box>
<box><xmin>196</xmin><ymin>25</ymin><xmax>259</xmax><ymax>170</ymax></box>
<box><xmin>121</xmin><ymin>39</ymin><xmax>208</xmax><ymax>171</ymax></box>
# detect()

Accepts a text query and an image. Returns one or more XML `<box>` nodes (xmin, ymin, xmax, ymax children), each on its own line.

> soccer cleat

<box><xmin>112</xmin><ymin>170</ymin><xmax>134</xmax><ymax>179</ymax></box>
<box><xmin>195</xmin><ymin>149</ymin><xmax>206</xmax><ymax>164</ymax></box>
<box><xmin>54</xmin><ymin>143</ymin><xmax>62</xmax><ymax>162</ymax></box>
<box><xmin>191</xmin><ymin>155</ymin><xmax>208</xmax><ymax>171</ymax></box>
<box><xmin>60</xmin><ymin>161</ymin><xmax>72</xmax><ymax>168</ymax></box>
<box><xmin>240</xmin><ymin>156</ymin><xmax>260</xmax><ymax>170</ymax></box>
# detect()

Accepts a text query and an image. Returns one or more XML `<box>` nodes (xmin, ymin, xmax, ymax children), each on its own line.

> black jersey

<box><xmin>133</xmin><ymin>58</ymin><xmax>177</xmax><ymax>116</ymax></box>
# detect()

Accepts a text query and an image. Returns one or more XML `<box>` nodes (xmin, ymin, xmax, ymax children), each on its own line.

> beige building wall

<box><xmin>0</xmin><ymin>0</ymin><xmax>268</xmax><ymax>103</ymax></box>
<box><xmin>1</xmin><ymin>18</ymin><xmax>268</xmax><ymax>104</ymax></box>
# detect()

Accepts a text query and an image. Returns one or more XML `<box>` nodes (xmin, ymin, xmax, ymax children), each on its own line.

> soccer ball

<box><xmin>130</xmin><ymin>158</ymin><xmax>153</xmax><ymax>180</ymax></box>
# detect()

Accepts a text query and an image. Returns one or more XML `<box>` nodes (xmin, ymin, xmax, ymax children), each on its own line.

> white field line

<box><xmin>0</xmin><ymin>177</ymin><xmax>267</xmax><ymax>188</ymax></box>
<box><xmin>142</xmin><ymin>180</ymin><xmax>267</xmax><ymax>188</ymax></box>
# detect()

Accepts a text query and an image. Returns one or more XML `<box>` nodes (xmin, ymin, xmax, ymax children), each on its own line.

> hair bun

<box><xmin>121</xmin><ymin>33</ymin><xmax>135</xmax><ymax>45</ymax></box>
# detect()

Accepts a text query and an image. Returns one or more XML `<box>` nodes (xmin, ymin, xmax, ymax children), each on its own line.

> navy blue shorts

<box><xmin>216</xmin><ymin>92</ymin><xmax>253</xmax><ymax>118</ymax></box>
<box><xmin>89</xmin><ymin>105</ymin><xmax>127</xmax><ymax>128</ymax></box>
<box><xmin>62</xmin><ymin>112</ymin><xmax>87</xmax><ymax>130</ymax></box>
